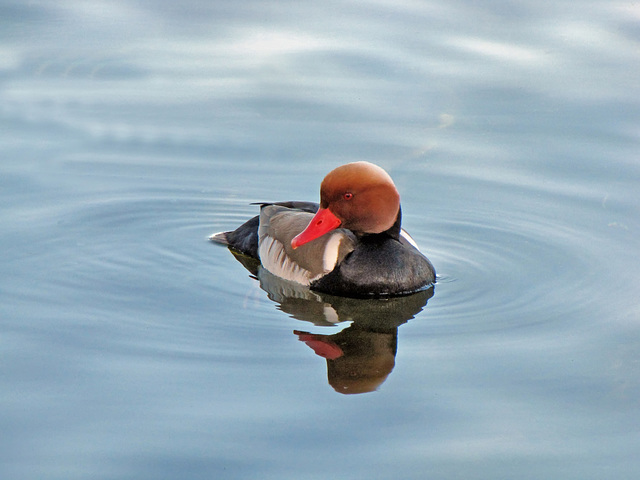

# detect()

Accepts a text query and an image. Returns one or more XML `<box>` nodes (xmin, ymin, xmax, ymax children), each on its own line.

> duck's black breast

<box><xmin>310</xmin><ymin>234</ymin><xmax>436</xmax><ymax>298</ymax></box>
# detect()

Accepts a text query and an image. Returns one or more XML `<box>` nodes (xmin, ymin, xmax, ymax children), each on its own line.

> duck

<box><xmin>210</xmin><ymin>161</ymin><xmax>435</xmax><ymax>298</ymax></box>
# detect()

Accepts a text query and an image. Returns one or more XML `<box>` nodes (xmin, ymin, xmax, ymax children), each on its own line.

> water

<box><xmin>2</xmin><ymin>1</ymin><xmax>639</xmax><ymax>478</ymax></box>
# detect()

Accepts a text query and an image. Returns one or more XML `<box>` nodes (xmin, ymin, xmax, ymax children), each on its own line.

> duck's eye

<box><xmin>343</xmin><ymin>192</ymin><xmax>353</xmax><ymax>200</ymax></box>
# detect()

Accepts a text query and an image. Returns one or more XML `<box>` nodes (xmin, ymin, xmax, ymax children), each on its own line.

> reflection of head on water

<box><xmin>296</xmin><ymin>323</ymin><xmax>398</xmax><ymax>395</ymax></box>
<box><xmin>225</xmin><ymin>250</ymin><xmax>434</xmax><ymax>394</ymax></box>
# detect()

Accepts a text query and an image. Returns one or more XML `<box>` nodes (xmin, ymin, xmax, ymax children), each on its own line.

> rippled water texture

<box><xmin>1</xmin><ymin>1</ymin><xmax>639</xmax><ymax>479</ymax></box>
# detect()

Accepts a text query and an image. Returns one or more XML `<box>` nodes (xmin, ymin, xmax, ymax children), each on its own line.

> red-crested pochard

<box><xmin>210</xmin><ymin>161</ymin><xmax>435</xmax><ymax>297</ymax></box>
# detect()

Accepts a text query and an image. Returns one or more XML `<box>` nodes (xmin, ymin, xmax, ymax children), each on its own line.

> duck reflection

<box><xmin>294</xmin><ymin>326</ymin><xmax>399</xmax><ymax>395</ymax></box>
<box><xmin>227</xmin><ymin>250</ymin><xmax>433</xmax><ymax>394</ymax></box>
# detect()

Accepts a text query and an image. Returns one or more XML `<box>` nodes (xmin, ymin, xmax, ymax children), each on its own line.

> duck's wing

<box><xmin>260</xmin><ymin>201</ymin><xmax>319</xmax><ymax>214</ymax></box>
<box><xmin>210</xmin><ymin>202</ymin><xmax>320</xmax><ymax>259</ymax></box>
<box><xmin>258</xmin><ymin>204</ymin><xmax>356</xmax><ymax>285</ymax></box>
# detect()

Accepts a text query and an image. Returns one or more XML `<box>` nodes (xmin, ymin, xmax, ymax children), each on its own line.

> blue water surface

<box><xmin>1</xmin><ymin>1</ymin><xmax>639</xmax><ymax>479</ymax></box>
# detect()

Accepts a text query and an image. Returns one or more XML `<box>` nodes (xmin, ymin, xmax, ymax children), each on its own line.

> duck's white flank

<box><xmin>400</xmin><ymin>228</ymin><xmax>420</xmax><ymax>250</ymax></box>
<box><xmin>259</xmin><ymin>231</ymin><xmax>349</xmax><ymax>286</ymax></box>
<box><xmin>259</xmin><ymin>236</ymin><xmax>320</xmax><ymax>285</ymax></box>
<box><xmin>322</xmin><ymin>232</ymin><xmax>345</xmax><ymax>272</ymax></box>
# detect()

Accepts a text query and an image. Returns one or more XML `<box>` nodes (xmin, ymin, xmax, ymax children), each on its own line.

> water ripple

<box><xmin>414</xmin><ymin>204</ymin><xmax>609</xmax><ymax>334</ymax></box>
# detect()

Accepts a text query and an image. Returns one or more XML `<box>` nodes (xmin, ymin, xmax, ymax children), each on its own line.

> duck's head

<box><xmin>291</xmin><ymin>161</ymin><xmax>400</xmax><ymax>249</ymax></box>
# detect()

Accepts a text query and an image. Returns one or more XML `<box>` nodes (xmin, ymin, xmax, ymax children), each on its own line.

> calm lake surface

<box><xmin>2</xmin><ymin>1</ymin><xmax>639</xmax><ymax>479</ymax></box>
